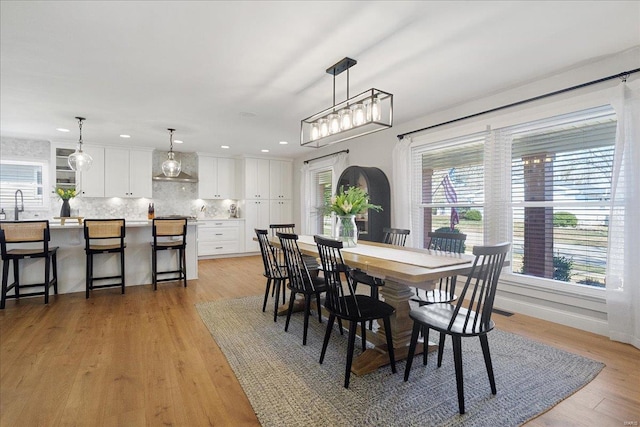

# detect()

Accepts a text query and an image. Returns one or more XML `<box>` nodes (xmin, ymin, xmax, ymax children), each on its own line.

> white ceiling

<box><xmin>1</xmin><ymin>1</ymin><xmax>639</xmax><ymax>159</ymax></box>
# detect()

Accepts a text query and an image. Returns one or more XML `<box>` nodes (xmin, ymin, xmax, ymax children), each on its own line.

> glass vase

<box><xmin>335</xmin><ymin>215</ymin><xmax>358</xmax><ymax>247</ymax></box>
<box><xmin>60</xmin><ymin>199</ymin><xmax>71</xmax><ymax>217</ymax></box>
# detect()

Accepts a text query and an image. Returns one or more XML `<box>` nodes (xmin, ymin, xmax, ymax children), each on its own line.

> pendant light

<box><xmin>161</xmin><ymin>128</ymin><xmax>181</xmax><ymax>177</ymax></box>
<box><xmin>300</xmin><ymin>57</ymin><xmax>393</xmax><ymax>148</ymax></box>
<box><xmin>67</xmin><ymin>117</ymin><xmax>93</xmax><ymax>172</ymax></box>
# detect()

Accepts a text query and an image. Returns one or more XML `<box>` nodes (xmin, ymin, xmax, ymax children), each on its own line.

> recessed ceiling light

<box><xmin>279</xmin><ymin>141</ymin><xmax>288</xmax><ymax>145</ymax></box>
<box><xmin>174</xmin><ymin>139</ymin><xmax>183</xmax><ymax>144</ymax></box>
<box><xmin>221</xmin><ymin>145</ymin><xmax>230</xmax><ymax>149</ymax></box>
<box><xmin>120</xmin><ymin>134</ymin><xmax>131</xmax><ymax>138</ymax></box>
<box><xmin>56</xmin><ymin>128</ymin><xmax>70</xmax><ymax>132</ymax></box>
<box><xmin>239</xmin><ymin>111</ymin><xmax>256</xmax><ymax>118</ymax></box>
<box><xmin>261</xmin><ymin>149</ymin><xmax>269</xmax><ymax>153</ymax></box>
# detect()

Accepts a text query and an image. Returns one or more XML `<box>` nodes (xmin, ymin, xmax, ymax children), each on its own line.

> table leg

<box><xmin>351</xmin><ymin>279</ymin><xmax>437</xmax><ymax>376</ymax></box>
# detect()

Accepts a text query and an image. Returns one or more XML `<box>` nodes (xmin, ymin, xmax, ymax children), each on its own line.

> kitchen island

<box><xmin>5</xmin><ymin>220</ymin><xmax>198</xmax><ymax>295</ymax></box>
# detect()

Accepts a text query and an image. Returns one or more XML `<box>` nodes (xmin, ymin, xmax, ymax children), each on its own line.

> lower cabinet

<box><xmin>197</xmin><ymin>220</ymin><xmax>244</xmax><ymax>257</ymax></box>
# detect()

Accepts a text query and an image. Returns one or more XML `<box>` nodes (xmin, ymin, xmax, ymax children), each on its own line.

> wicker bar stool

<box><xmin>0</xmin><ymin>220</ymin><xmax>58</xmax><ymax>309</ymax></box>
<box><xmin>83</xmin><ymin>219</ymin><xmax>126</xmax><ymax>298</ymax></box>
<box><xmin>151</xmin><ymin>218</ymin><xmax>188</xmax><ymax>290</ymax></box>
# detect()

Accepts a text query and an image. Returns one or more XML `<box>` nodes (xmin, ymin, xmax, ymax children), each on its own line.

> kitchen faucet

<box><xmin>14</xmin><ymin>189</ymin><xmax>24</xmax><ymax>220</ymax></box>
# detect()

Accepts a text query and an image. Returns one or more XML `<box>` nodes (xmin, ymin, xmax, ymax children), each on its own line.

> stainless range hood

<box><xmin>152</xmin><ymin>171</ymin><xmax>198</xmax><ymax>183</ymax></box>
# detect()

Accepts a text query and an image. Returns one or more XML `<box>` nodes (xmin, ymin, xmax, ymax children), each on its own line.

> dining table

<box><xmin>269</xmin><ymin>234</ymin><xmax>476</xmax><ymax>376</ymax></box>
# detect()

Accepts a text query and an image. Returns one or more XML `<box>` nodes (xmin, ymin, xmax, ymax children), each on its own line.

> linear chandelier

<box><xmin>300</xmin><ymin>57</ymin><xmax>393</xmax><ymax>148</ymax></box>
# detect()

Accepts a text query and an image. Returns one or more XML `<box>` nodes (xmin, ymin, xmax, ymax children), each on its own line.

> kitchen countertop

<box><xmin>47</xmin><ymin>218</ymin><xmax>243</xmax><ymax>229</ymax></box>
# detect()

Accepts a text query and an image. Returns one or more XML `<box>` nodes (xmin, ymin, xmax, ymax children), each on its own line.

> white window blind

<box><xmin>0</xmin><ymin>160</ymin><xmax>48</xmax><ymax>210</ymax></box>
<box><xmin>507</xmin><ymin>106</ymin><xmax>616</xmax><ymax>287</ymax></box>
<box><xmin>411</xmin><ymin>133</ymin><xmax>486</xmax><ymax>251</ymax></box>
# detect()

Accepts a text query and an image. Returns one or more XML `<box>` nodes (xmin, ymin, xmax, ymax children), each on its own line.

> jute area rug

<box><xmin>196</xmin><ymin>295</ymin><xmax>604</xmax><ymax>427</ymax></box>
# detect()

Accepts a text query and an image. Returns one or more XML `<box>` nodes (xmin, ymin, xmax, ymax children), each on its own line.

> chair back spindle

<box><xmin>448</xmin><ymin>242</ymin><xmax>509</xmax><ymax>334</ymax></box>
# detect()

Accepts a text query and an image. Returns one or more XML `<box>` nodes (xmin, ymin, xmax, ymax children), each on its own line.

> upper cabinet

<box><xmin>244</xmin><ymin>158</ymin><xmax>270</xmax><ymax>199</ymax></box>
<box><xmin>104</xmin><ymin>147</ymin><xmax>152</xmax><ymax>198</ymax></box>
<box><xmin>198</xmin><ymin>155</ymin><xmax>237</xmax><ymax>199</ymax></box>
<box><xmin>52</xmin><ymin>144</ymin><xmax>78</xmax><ymax>193</ymax></box>
<box><xmin>269</xmin><ymin>160</ymin><xmax>292</xmax><ymax>199</ymax></box>
<box><xmin>78</xmin><ymin>145</ymin><xmax>104</xmax><ymax>197</ymax></box>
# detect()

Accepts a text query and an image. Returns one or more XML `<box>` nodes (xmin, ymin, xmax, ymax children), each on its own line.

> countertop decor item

<box><xmin>67</xmin><ymin>116</ymin><xmax>93</xmax><ymax>172</ymax></box>
<box><xmin>55</xmin><ymin>187</ymin><xmax>76</xmax><ymax>218</ymax></box>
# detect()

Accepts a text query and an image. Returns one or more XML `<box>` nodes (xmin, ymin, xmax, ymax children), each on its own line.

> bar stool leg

<box><xmin>152</xmin><ymin>248</ymin><xmax>157</xmax><ymax>291</ymax></box>
<box><xmin>44</xmin><ymin>254</ymin><xmax>50</xmax><ymax>304</ymax></box>
<box><xmin>182</xmin><ymin>248</ymin><xmax>187</xmax><ymax>287</ymax></box>
<box><xmin>86</xmin><ymin>252</ymin><xmax>91</xmax><ymax>299</ymax></box>
<box><xmin>120</xmin><ymin>249</ymin><xmax>125</xmax><ymax>294</ymax></box>
<box><xmin>52</xmin><ymin>252</ymin><xmax>58</xmax><ymax>294</ymax></box>
<box><xmin>1</xmin><ymin>259</ymin><xmax>9</xmax><ymax>309</ymax></box>
<box><xmin>12</xmin><ymin>259</ymin><xmax>19</xmax><ymax>298</ymax></box>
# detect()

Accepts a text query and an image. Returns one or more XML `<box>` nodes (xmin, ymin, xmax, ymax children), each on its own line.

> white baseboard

<box><xmin>494</xmin><ymin>294</ymin><xmax>609</xmax><ymax>336</ymax></box>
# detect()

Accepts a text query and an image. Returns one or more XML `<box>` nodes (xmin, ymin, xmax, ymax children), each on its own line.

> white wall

<box><xmin>292</xmin><ymin>46</ymin><xmax>640</xmax><ymax>335</ymax></box>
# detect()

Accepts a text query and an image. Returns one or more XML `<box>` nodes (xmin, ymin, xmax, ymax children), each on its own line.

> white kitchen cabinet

<box><xmin>78</xmin><ymin>145</ymin><xmax>104</xmax><ymax>197</ymax></box>
<box><xmin>243</xmin><ymin>199</ymin><xmax>269</xmax><ymax>252</ymax></box>
<box><xmin>198</xmin><ymin>155</ymin><xmax>237</xmax><ymax>199</ymax></box>
<box><xmin>244</xmin><ymin>158</ymin><xmax>270</xmax><ymax>199</ymax></box>
<box><xmin>104</xmin><ymin>148</ymin><xmax>152</xmax><ymax>198</ymax></box>
<box><xmin>269</xmin><ymin>160</ymin><xmax>292</xmax><ymax>200</ymax></box>
<box><xmin>269</xmin><ymin>199</ymin><xmax>292</xmax><ymax>225</ymax></box>
<box><xmin>197</xmin><ymin>220</ymin><xmax>243</xmax><ymax>257</ymax></box>
<box><xmin>51</xmin><ymin>143</ymin><xmax>78</xmax><ymax>194</ymax></box>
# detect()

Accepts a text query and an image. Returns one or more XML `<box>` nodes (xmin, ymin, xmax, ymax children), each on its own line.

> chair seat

<box><xmin>5</xmin><ymin>247</ymin><xmax>58</xmax><ymax>258</ymax></box>
<box><xmin>152</xmin><ymin>241</ymin><xmax>184</xmax><ymax>249</ymax></box>
<box><xmin>88</xmin><ymin>243</ymin><xmax>126</xmax><ymax>252</ymax></box>
<box><xmin>288</xmin><ymin>276</ymin><xmax>327</xmax><ymax>294</ymax></box>
<box><xmin>349</xmin><ymin>269</ymin><xmax>383</xmax><ymax>287</ymax></box>
<box><xmin>329</xmin><ymin>295</ymin><xmax>395</xmax><ymax>321</ymax></box>
<box><xmin>409</xmin><ymin>303</ymin><xmax>495</xmax><ymax>336</ymax></box>
<box><xmin>412</xmin><ymin>289</ymin><xmax>457</xmax><ymax>305</ymax></box>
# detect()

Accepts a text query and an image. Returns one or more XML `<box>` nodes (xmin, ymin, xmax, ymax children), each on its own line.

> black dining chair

<box><xmin>277</xmin><ymin>232</ymin><xmax>328</xmax><ymax>346</ymax></box>
<box><xmin>255</xmin><ymin>228</ymin><xmax>288</xmax><ymax>321</ymax></box>
<box><xmin>413</xmin><ymin>231</ymin><xmax>468</xmax><ymax>305</ymax></box>
<box><xmin>315</xmin><ymin>235</ymin><xmax>397</xmax><ymax>388</ymax></box>
<box><xmin>350</xmin><ymin>227</ymin><xmax>410</xmax><ymax>300</ymax></box>
<box><xmin>404</xmin><ymin>242</ymin><xmax>510</xmax><ymax>414</ymax></box>
<box><xmin>269</xmin><ymin>223</ymin><xmax>320</xmax><ymax>274</ymax></box>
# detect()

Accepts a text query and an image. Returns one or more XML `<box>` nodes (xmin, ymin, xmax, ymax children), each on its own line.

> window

<box><xmin>411</xmin><ymin>105</ymin><xmax>617</xmax><ymax>289</ymax></box>
<box><xmin>0</xmin><ymin>160</ymin><xmax>49</xmax><ymax>210</ymax></box>
<box><xmin>311</xmin><ymin>169</ymin><xmax>333</xmax><ymax>235</ymax></box>
<box><xmin>411</xmin><ymin>133</ymin><xmax>486</xmax><ymax>251</ymax></box>
<box><xmin>509</xmin><ymin>107</ymin><xmax>616</xmax><ymax>288</ymax></box>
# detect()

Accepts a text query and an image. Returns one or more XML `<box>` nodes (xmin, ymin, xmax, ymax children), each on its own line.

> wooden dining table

<box><xmin>270</xmin><ymin>234</ymin><xmax>476</xmax><ymax>376</ymax></box>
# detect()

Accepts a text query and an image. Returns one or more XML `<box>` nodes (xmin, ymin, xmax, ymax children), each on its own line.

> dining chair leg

<box><xmin>480</xmin><ymin>334</ymin><xmax>497</xmax><ymax>394</ymax></box>
<box><xmin>284</xmin><ymin>291</ymin><xmax>296</xmax><ymax>332</ymax></box>
<box><xmin>404</xmin><ymin>321</ymin><xmax>422</xmax><ymax>381</ymax></box>
<box><xmin>315</xmin><ymin>292</ymin><xmax>322</xmax><ymax>323</ymax></box>
<box><xmin>262</xmin><ymin>278</ymin><xmax>272</xmax><ymax>312</ymax></box>
<box><xmin>452</xmin><ymin>335</ymin><xmax>465</xmax><ymax>414</ymax></box>
<box><xmin>423</xmin><ymin>326</ymin><xmax>430</xmax><ymax>366</ymax></box>
<box><xmin>361</xmin><ymin>322</ymin><xmax>367</xmax><ymax>351</ymax></box>
<box><xmin>382</xmin><ymin>316</ymin><xmax>396</xmax><ymax>373</ymax></box>
<box><xmin>437</xmin><ymin>332</ymin><xmax>446</xmax><ymax>367</ymax></box>
<box><xmin>319</xmin><ymin>313</ymin><xmax>336</xmax><ymax>364</ymax></box>
<box><xmin>273</xmin><ymin>279</ymin><xmax>280</xmax><ymax>322</ymax></box>
<box><xmin>303</xmin><ymin>295</ymin><xmax>311</xmax><ymax>345</ymax></box>
<box><xmin>345</xmin><ymin>321</ymin><xmax>358</xmax><ymax>388</ymax></box>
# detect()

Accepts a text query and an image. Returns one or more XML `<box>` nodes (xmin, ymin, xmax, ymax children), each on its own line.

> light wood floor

<box><xmin>1</xmin><ymin>256</ymin><xmax>638</xmax><ymax>426</ymax></box>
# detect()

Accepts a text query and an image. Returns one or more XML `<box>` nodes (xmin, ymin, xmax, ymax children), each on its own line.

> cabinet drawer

<box><xmin>199</xmin><ymin>226</ymin><xmax>240</xmax><ymax>241</ymax></box>
<box><xmin>198</xmin><ymin>241</ymin><xmax>240</xmax><ymax>255</ymax></box>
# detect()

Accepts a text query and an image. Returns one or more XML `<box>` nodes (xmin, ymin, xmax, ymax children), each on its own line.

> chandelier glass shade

<box><xmin>300</xmin><ymin>57</ymin><xmax>393</xmax><ymax>148</ymax></box>
<box><xmin>68</xmin><ymin>117</ymin><xmax>93</xmax><ymax>172</ymax></box>
<box><xmin>162</xmin><ymin>128</ymin><xmax>181</xmax><ymax>177</ymax></box>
